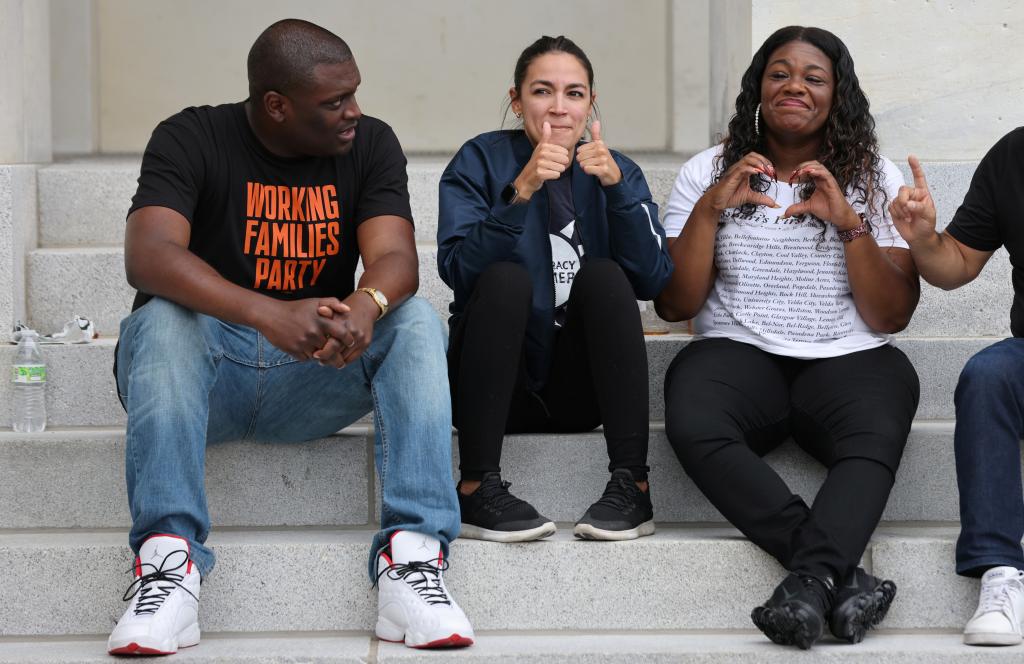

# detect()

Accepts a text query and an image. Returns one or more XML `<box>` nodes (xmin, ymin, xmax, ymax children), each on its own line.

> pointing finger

<box><xmin>908</xmin><ymin>155</ymin><xmax>930</xmax><ymax>191</ymax></box>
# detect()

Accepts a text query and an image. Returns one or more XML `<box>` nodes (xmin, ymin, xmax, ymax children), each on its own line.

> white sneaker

<box><xmin>107</xmin><ymin>534</ymin><xmax>202</xmax><ymax>655</ymax></box>
<box><xmin>375</xmin><ymin>530</ymin><xmax>474</xmax><ymax>648</ymax></box>
<box><xmin>964</xmin><ymin>566</ymin><xmax>1024</xmax><ymax>646</ymax></box>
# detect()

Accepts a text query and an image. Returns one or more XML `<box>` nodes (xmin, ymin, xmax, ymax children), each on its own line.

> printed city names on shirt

<box><xmin>713</xmin><ymin>212</ymin><xmax>855</xmax><ymax>341</ymax></box>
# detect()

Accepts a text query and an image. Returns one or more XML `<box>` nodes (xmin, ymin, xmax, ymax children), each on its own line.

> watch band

<box><xmin>356</xmin><ymin>287</ymin><xmax>388</xmax><ymax>320</ymax></box>
<box><xmin>837</xmin><ymin>215</ymin><xmax>871</xmax><ymax>243</ymax></box>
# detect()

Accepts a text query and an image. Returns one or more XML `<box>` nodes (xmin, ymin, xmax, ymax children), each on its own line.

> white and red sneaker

<box><xmin>107</xmin><ymin>534</ymin><xmax>201</xmax><ymax>655</ymax></box>
<box><xmin>375</xmin><ymin>531</ymin><xmax>474</xmax><ymax>648</ymax></box>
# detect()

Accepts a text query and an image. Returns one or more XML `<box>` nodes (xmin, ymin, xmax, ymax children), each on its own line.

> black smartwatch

<box><xmin>501</xmin><ymin>181</ymin><xmax>522</xmax><ymax>205</ymax></box>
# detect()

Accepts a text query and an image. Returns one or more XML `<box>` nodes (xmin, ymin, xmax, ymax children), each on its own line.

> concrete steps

<box><xmin>0</xmin><ymin>421</ymin><xmax>979</xmax><ymax>529</ymax></box>
<box><xmin>34</xmin><ymin>156</ymin><xmax>686</xmax><ymax>249</ymax></box>
<box><xmin>23</xmin><ymin>242</ymin><xmax>1015</xmax><ymax>338</ymax></box>
<box><xmin>0</xmin><ymin>528</ymin><xmax>976</xmax><ymax>636</ymax></box>
<box><xmin>33</xmin><ymin>157</ymin><xmax>978</xmax><ymax>248</ymax></box>
<box><xmin>2</xmin><ymin>633</ymin><xmax>1015</xmax><ymax>663</ymax></box>
<box><xmin>0</xmin><ymin>335</ymin><xmax>1000</xmax><ymax>428</ymax></box>
<box><xmin>27</xmin><ymin>156</ymin><xmax>999</xmax><ymax>337</ymax></box>
<box><xmin>2</xmin><ymin>154</ymin><xmax>1004</xmax><ymax>657</ymax></box>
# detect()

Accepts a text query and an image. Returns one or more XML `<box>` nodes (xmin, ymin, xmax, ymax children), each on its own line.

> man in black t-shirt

<box><xmin>107</xmin><ymin>20</ymin><xmax>473</xmax><ymax>655</ymax></box>
<box><xmin>891</xmin><ymin>132</ymin><xmax>1024</xmax><ymax>647</ymax></box>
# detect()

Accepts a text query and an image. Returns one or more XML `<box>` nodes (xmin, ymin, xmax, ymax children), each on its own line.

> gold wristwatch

<box><xmin>356</xmin><ymin>287</ymin><xmax>389</xmax><ymax>320</ymax></box>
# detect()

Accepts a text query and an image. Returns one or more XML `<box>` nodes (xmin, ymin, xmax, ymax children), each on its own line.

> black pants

<box><xmin>664</xmin><ymin>338</ymin><xmax>919</xmax><ymax>583</ymax></box>
<box><xmin>448</xmin><ymin>260</ymin><xmax>650</xmax><ymax>482</ymax></box>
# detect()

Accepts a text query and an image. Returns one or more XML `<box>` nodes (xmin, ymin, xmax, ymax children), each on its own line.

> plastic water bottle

<box><xmin>12</xmin><ymin>330</ymin><xmax>46</xmax><ymax>432</ymax></box>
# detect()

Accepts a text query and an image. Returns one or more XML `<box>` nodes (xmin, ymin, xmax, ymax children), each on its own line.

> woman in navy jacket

<box><xmin>438</xmin><ymin>35</ymin><xmax>673</xmax><ymax>543</ymax></box>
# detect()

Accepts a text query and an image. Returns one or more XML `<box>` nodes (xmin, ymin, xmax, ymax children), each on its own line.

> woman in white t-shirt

<box><xmin>655</xmin><ymin>26</ymin><xmax>920</xmax><ymax>650</ymax></box>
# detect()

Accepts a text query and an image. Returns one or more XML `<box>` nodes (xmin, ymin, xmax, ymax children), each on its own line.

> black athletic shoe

<box><xmin>573</xmin><ymin>469</ymin><xmax>655</xmax><ymax>541</ymax></box>
<box><xmin>828</xmin><ymin>567</ymin><xmax>897</xmax><ymax>643</ymax></box>
<box><xmin>751</xmin><ymin>573</ymin><xmax>835</xmax><ymax>650</ymax></box>
<box><xmin>457</xmin><ymin>473</ymin><xmax>555</xmax><ymax>542</ymax></box>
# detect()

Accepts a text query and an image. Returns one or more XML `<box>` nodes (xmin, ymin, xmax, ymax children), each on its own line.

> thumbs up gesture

<box><xmin>576</xmin><ymin>120</ymin><xmax>622</xmax><ymax>187</ymax></box>
<box><xmin>511</xmin><ymin>121</ymin><xmax>572</xmax><ymax>203</ymax></box>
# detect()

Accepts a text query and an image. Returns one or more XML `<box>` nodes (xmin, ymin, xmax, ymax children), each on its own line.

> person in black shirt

<box><xmin>107</xmin><ymin>19</ymin><xmax>473</xmax><ymax>655</ymax></box>
<box><xmin>890</xmin><ymin>130</ymin><xmax>1024</xmax><ymax>647</ymax></box>
<box><xmin>438</xmin><ymin>36</ymin><xmax>673</xmax><ymax>544</ymax></box>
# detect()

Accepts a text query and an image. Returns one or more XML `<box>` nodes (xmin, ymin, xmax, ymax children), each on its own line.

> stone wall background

<box><xmin>29</xmin><ymin>0</ymin><xmax>1024</xmax><ymax>161</ymax></box>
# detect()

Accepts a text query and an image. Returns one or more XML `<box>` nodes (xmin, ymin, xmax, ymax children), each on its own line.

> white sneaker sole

<box><xmin>107</xmin><ymin>622</ymin><xmax>201</xmax><ymax>655</ymax></box>
<box><xmin>376</xmin><ymin>615</ymin><xmax>474</xmax><ymax>648</ymax></box>
<box><xmin>964</xmin><ymin>631</ymin><xmax>1023</xmax><ymax>646</ymax></box>
<box><xmin>573</xmin><ymin>519</ymin><xmax>656</xmax><ymax>541</ymax></box>
<box><xmin>458</xmin><ymin>521</ymin><xmax>556</xmax><ymax>543</ymax></box>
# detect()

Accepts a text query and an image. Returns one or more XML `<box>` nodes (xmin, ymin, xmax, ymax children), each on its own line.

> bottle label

<box><xmin>12</xmin><ymin>365</ymin><xmax>46</xmax><ymax>384</ymax></box>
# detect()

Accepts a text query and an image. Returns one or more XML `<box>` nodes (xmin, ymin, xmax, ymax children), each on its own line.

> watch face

<box><xmin>376</xmin><ymin>290</ymin><xmax>389</xmax><ymax>307</ymax></box>
<box><xmin>502</xmin><ymin>182</ymin><xmax>518</xmax><ymax>205</ymax></box>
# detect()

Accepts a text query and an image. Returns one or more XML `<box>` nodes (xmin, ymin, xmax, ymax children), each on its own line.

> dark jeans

<box><xmin>665</xmin><ymin>338</ymin><xmax>919</xmax><ymax>583</ymax></box>
<box><xmin>448</xmin><ymin>260</ymin><xmax>650</xmax><ymax>482</ymax></box>
<box><xmin>955</xmin><ymin>338</ymin><xmax>1024</xmax><ymax>577</ymax></box>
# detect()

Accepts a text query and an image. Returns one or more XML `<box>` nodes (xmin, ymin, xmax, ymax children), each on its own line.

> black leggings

<box><xmin>664</xmin><ymin>338</ymin><xmax>919</xmax><ymax>583</ymax></box>
<box><xmin>448</xmin><ymin>260</ymin><xmax>650</xmax><ymax>482</ymax></box>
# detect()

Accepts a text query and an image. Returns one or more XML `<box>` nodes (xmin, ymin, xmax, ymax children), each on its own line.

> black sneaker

<box><xmin>573</xmin><ymin>469</ymin><xmax>655</xmax><ymax>541</ymax></box>
<box><xmin>457</xmin><ymin>473</ymin><xmax>555</xmax><ymax>542</ymax></box>
<box><xmin>751</xmin><ymin>573</ymin><xmax>835</xmax><ymax>650</ymax></box>
<box><xmin>828</xmin><ymin>567</ymin><xmax>897</xmax><ymax>643</ymax></box>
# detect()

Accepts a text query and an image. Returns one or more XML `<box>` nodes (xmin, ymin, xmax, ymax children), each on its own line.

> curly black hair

<box><xmin>716</xmin><ymin>26</ymin><xmax>886</xmax><ymax>244</ymax></box>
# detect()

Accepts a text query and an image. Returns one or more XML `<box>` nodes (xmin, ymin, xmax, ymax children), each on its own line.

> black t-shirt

<box><xmin>946</xmin><ymin>127</ymin><xmax>1024</xmax><ymax>336</ymax></box>
<box><xmin>128</xmin><ymin>102</ymin><xmax>412</xmax><ymax>310</ymax></box>
<box><xmin>546</xmin><ymin>169</ymin><xmax>583</xmax><ymax>327</ymax></box>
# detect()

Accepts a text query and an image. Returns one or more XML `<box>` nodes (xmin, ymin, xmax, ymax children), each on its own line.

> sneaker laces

<box><xmin>978</xmin><ymin>575</ymin><xmax>1024</xmax><ymax>617</ymax></box>
<box><xmin>375</xmin><ymin>556</ymin><xmax>452</xmax><ymax>606</ymax></box>
<box><xmin>593</xmin><ymin>474</ymin><xmax>640</xmax><ymax>513</ymax></box>
<box><xmin>476</xmin><ymin>477</ymin><xmax>530</xmax><ymax>513</ymax></box>
<box><xmin>122</xmin><ymin>549</ymin><xmax>198</xmax><ymax>616</ymax></box>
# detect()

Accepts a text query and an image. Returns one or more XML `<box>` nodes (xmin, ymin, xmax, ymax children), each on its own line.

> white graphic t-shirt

<box><xmin>662</xmin><ymin>145</ymin><xmax>909</xmax><ymax>358</ymax></box>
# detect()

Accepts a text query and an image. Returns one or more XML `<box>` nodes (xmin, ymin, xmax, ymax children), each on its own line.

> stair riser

<box><xmin>0</xmin><ymin>337</ymin><xmax>997</xmax><ymax>428</ymax></box>
<box><xmin>0</xmin><ymin>424</ymin><xmax>981</xmax><ymax>529</ymax></box>
<box><xmin>0</xmin><ymin>532</ymin><xmax>975</xmax><ymax>636</ymax></box>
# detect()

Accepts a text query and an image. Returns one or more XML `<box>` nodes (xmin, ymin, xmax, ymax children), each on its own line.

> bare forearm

<box><xmin>908</xmin><ymin>232</ymin><xmax>978</xmax><ymax>290</ymax></box>
<box><xmin>126</xmin><ymin>239</ymin><xmax>274</xmax><ymax>327</ymax></box>
<box><xmin>655</xmin><ymin>201</ymin><xmax>719</xmax><ymax>321</ymax></box>
<box><xmin>844</xmin><ymin>240</ymin><xmax>919</xmax><ymax>333</ymax></box>
<box><xmin>358</xmin><ymin>250</ymin><xmax>419</xmax><ymax>308</ymax></box>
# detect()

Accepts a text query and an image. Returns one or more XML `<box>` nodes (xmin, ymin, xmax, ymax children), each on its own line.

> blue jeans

<box><xmin>955</xmin><ymin>338</ymin><xmax>1024</xmax><ymax>577</ymax></box>
<box><xmin>115</xmin><ymin>296</ymin><xmax>459</xmax><ymax>581</ymax></box>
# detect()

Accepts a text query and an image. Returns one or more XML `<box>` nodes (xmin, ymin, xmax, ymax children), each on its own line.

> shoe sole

<box><xmin>376</xmin><ymin>616</ymin><xmax>474</xmax><ymax>648</ymax></box>
<box><xmin>751</xmin><ymin>604</ymin><xmax>821</xmax><ymax>650</ymax></box>
<box><xmin>458</xmin><ymin>521</ymin><xmax>556</xmax><ymax>543</ymax></box>
<box><xmin>108</xmin><ymin>623</ymin><xmax>200</xmax><ymax>656</ymax></box>
<box><xmin>964</xmin><ymin>632</ymin><xmax>1023</xmax><ymax>646</ymax></box>
<box><xmin>412</xmin><ymin>634</ymin><xmax>475</xmax><ymax>648</ymax></box>
<box><xmin>573</xmin><ymin>519</ymin><xmax>656</xmax><ymax>541</ymax></box>
<box><xmin>829</xmin><ymin>580</ymin><xmax>897</xmax><ymax>643</ymax></box>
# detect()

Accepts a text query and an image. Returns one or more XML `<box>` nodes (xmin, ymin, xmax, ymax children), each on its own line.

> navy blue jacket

<box><xmin>438</xmin><ymin>130</ymin><xmax>674</xmax><ymax>388</ymax></box>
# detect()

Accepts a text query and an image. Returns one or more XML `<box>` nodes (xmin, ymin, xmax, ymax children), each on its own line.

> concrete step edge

<box><xmin>0</xmin><ymin>632</ymin><xmax>1001</xmax><ymax>663</ymax></box>
<box><xmin>0</xmin><ymin>525</ymin><xmax>963</xmax><ymax>546</ymax></box>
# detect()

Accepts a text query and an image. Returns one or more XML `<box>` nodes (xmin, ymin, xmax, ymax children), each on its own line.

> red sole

<box><xmin>413</xmin><ymin>634</ymin><xmax>475</xmax><ymax>649</ymax></box>
<box><xmin>108</xmin><ymin>642</ymin><xmax>175</xmax><ymax>656</ymax></box>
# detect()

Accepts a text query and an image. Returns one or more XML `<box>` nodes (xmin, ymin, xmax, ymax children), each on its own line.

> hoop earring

<box><xmin>754</xmin><ymin>103</ymin><xmax>761</xmax><ymax>137</ymax></box>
